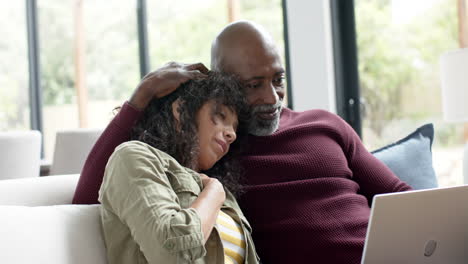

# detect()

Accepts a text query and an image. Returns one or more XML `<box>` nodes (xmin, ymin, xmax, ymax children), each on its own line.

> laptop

<box><xmin>361</xmin><ymin>185</ymin><xmax>468</xmax><ymax>264</ymax></box>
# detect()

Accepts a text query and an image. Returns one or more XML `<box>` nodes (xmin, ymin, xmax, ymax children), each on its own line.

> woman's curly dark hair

<box><xmin>131</xmin><ymin>72</ymin><xmax>249</xmax><ymax>196</ymax></box>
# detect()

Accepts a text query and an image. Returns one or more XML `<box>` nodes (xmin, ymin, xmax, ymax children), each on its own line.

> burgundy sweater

<box><xmin>73</xmin><ymin>102</ymin><xmax>412</xmax><ymax>263</ymax></box>
<box><xmin>72</xmin><ymin>102</ymin><xmax>142</xmax><ymax>204</ymax></box>
<box><xmin>238</xmin><ymin>108</ymin><xmax>411</xmax><ymax>264</ymax></box>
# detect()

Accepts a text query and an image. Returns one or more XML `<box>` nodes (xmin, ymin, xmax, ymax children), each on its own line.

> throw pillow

<box><xmin>371</xmin><ymin>123</ymin><xmax>438</xmax><ymax>190</ymax></box>
<box><xmin>0</xmin><ymin>205</ymin><xmax>107</xmax><ymax>264</ymax></box>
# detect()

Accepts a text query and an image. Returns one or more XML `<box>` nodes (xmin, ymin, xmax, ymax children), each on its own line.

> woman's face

<box><xmin>196</xmin><ymin>100</ymin><xmax>238</xmax><ymax>171</ymax></box>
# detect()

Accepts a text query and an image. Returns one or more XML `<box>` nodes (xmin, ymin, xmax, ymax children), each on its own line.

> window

<box><xmin>147</xmin><ymin>0</ymin><xmax>285</xmax><ymax>70</ymax></box>
<box><xmin>240</xmin><ymin>0</ymin><xmax>286</xmax><ymax>66</ymax></box>
<box><xmin>355</xmin><ymin>0</ymin><xmax>462</xmax><ymax>186</ymax></box>
<box><xmin>0</xmin><ymin>2</ymin><xmax>30</xmax><ymax>131</ymax></box>
<box><xmin>38</xmin><ymin>0</ymin><xmax>140</xmax><ymax>159</ymax></box>
<box><xmin>2</xmin><ymin>0</ymin><xmax>286</xmax><ymax>161</ymax></box>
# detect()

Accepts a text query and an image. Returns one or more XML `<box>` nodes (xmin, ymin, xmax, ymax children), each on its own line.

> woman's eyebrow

<box><xmin>231</xmin><ymin>117</ymin><xmax>239</xmax><ymax>129</ymax></box>
<box><xmin>228</xmin><ymin>110</ymin><xmax>239</xmax><ymax>130</ymax></box>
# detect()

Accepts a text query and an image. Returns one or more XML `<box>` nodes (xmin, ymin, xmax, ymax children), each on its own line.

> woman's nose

<box><xmin>224</xmin><ymin>128</ymin><xmax>237</xmax><ymax>144</ymax></box>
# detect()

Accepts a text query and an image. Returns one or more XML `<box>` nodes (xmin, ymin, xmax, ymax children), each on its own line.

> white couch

<box><xmin>49</xmin><ymin>129</ymin><xmax>103</xmax><ymax>175</ymax></box>
<box><xmin>0</xmin><ymin>130</ymin><xmax>42</xmax><ymax>180</ymax></box>
<box><xmin>0</xmin><ymin>175</ymin><xmax>108</xmax><ymax>264</ymax></box>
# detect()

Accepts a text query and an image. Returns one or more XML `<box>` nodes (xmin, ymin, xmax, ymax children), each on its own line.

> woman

<box><xmin>98</xmin><ymin>72</ymin><xmax>259</xmax><ymax>264</ymax></box>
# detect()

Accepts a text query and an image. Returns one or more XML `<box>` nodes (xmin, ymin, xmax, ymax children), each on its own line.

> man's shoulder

<box><xmin>281</xmin><ymin>107</ymin><xmax>345</xmax><ymax>127</ymax></box>
<box><xmin>303</xmin><ymin>108</ymin><xmax>338</xmax><ymax>119</ymax></box>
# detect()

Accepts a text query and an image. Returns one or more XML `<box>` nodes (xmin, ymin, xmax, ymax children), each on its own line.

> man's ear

<box><xmin>172</xmin><ymin>98</ymin><xmax>182</xmax><ymax>123</ymax></box>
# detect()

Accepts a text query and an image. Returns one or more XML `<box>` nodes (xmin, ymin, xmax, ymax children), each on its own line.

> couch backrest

<box><xmin>0</xmin><ymin>130</ymin><xmax>42</xmax><ymax>180</ymax></box>
<box><xmin>50</xmin><ymin>129</ymin><xmax>102</xmax><ymax>175</ymax></box>
<box><xmin>0</xmin><ymin>204</ymin><xmax>108</xmax><ymax>264</ymax></box>
<box><xmin>0</xmin><ymin>175</ymin><xmax>108</xmax><ymax>264</ymax></box>
<box><xmin>0</xmin><ymin>174</ymin><xmax>79</xmax><ymax>206</ymax></box>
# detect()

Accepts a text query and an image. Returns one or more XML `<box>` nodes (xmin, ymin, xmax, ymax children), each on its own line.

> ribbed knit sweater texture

<box><xmin>73</xmin><ymin>103</ymin><xmax>412</xmax><ymax>263</ymax></box>
<box><xmin>238</xmin><ymin>108</ymin><xmax>411</xmax><ymax>264</ymax></box>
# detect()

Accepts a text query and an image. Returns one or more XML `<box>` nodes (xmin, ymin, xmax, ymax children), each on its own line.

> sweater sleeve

<box><xmin>340</xmin><ymin>117</ymin><xmax>412</xmax><ymax>204</ymax></box>
<box><xmin>72</xmin><ymin>101</ymin><xmax>143</xmax><ymax>204</ymax></box>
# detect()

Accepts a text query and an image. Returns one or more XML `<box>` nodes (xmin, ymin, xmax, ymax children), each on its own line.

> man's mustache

<box><xmin>251</xmin><ymin>100</ymin><xmax>283</xmax><ymax>114</ymax></box>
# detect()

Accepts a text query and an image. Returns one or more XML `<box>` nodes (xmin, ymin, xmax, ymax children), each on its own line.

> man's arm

<box><xmin>341</xmin><ymin>117</ymin><xmax>412</xmax><ymax>203</ymax></box>
<box><xmin>72</xmin><ymin>102</ymin><xmax>142</xmax><ymax>204</ymax></box>
<box><xmin>72</xmin><ymin>62</ymin><xmax>209</xmax><ymax>204</ymax></box>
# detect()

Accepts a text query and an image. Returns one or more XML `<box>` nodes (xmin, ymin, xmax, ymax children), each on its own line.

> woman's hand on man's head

<box><xmin>129</xmin><ymin>62</ymin><xmax>209</xmax><ymax>110</ymax></box>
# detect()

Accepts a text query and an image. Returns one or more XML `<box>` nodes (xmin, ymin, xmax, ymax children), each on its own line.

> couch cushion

<box><xmin>372</xmin><ymin>123</ymin><xmax>437</xmax><ymax>190</ymax></box>
<box><xmin>0</xmin><ymin>204</ymin><xmax>107</xmax><ymax>264</ymax></box>
<box><xmin>0</xmin><ymin>130</ymin><xmax>41</xmax><ymax>180</ymax></box>
<box><xmin>0</xmin><ymin>174</ymin><xmax>79</xmax><ymax>206</ymax></box>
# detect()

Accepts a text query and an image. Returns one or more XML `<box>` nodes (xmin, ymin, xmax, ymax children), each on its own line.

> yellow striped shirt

<box><xmin>216</xmin><ymin>210</ymin><xmax>246</xmax><ymax>264</ymax></box>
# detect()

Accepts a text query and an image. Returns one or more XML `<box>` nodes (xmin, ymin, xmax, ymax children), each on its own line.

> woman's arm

<box><xmin>72</xmin><ymin>62</ymin><xmax>209</xmax><ymax>204</ymax></box>
<box><xmin>99</xmin><ymin>143</ymin><xmax>209</xmax><ymax>262</ymax></box>
<box><xmin>190</xmin><ymin>174</ymin><xmax>226</xmax><ymax>243</ymax></box>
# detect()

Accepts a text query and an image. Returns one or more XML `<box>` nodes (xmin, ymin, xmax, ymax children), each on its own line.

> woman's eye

<box><xmin>215</xmin><ymin>112</ymin><xmax>226</xmax><ymax>122</ymax></box>
<box><xmin>217</xmin><ymin>112</ymin><xmax>226</xmax><ymax>120</ymax></box>
<box><xmin>211</xmin><ymin>112</ymin><xmax>225</xmax><ymax>124</ymax></box>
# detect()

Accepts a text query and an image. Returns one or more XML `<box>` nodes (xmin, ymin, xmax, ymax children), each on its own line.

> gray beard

<box><xmin>247</xmin><ymin>103</ymin><xmax>282</xmax><ymax>136</ymax></box>
<box><xmin>248</xmin><ymin>115</ymin><xmax>280</xmax><ymax>136</ymax></box>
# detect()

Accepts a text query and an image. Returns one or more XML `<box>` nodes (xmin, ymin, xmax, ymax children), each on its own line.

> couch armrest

<box><xmin>0</xmin><ymin>174</ymin><xmax>79</xmax><ymax>206</ymax></box>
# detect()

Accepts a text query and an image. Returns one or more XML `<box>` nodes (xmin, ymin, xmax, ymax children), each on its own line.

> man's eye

<box><xmin>247</xmin><ymin>83</ymin><xmax>261</xmax><ymax>89</ymax></box>
<box><xmin>273</xmin><ymin>76</ymin><xmax>285</xmax><ymax>86</ymax></box>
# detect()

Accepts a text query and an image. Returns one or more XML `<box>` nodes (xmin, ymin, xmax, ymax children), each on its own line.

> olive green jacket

<box><xmin>99</xmin><ymin>141</ymin><xmax>260</xmax><ymax>264</ymax></box>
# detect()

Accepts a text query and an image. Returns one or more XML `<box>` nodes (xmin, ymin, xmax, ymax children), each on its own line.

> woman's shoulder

<box><xmin>110</xmin><ymin>141</ymin><xmax>201</xmax><ymax>191</ymax></box>
<box><xmin>106</xmin><ymin>141</ymin><xmax>180</xmax><ymax>174</ymax></box>
<box><xmin>113</xmin><ymin>140</ymin><xmax>172</xmax><ymax>160</ymax></box>
<box><xmin>111</xmin><ymin>141</ymin><xmax>192</xmax><ymax>175</ymax></box>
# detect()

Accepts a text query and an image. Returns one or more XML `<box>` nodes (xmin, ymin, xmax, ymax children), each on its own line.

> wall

<box><xmin>284</xmin><ymin>0</ymin><xmax>336</xmax><ymax>112</ymax></box>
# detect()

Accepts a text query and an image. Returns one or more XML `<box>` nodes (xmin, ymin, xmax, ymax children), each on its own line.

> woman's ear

<box><xmin>172</xmin><ymin>98</ymin><xmax>182</xmax><ymax>124</ymax></box>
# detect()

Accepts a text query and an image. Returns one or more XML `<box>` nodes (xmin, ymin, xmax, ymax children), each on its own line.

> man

<box><xmin>73</xmin><ymin>21</ymin><xmax>411</xmax><ymax>263</ymax></box>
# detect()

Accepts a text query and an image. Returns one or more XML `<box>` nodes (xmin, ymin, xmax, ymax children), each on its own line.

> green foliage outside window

<box><xmin>356</xmin><ymin>0</ymin><xmax>460</xmax><ymax>148</ymax></box>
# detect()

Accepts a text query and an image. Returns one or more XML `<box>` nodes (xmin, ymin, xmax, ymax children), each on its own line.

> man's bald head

<box><xmin>210</xmin><ymin>21</ymin><xmax>286</xmax><ymax>136</ymax></box>
<box><xmin>211</xmin><ymin>21</ymin><xmax>278</xmax><ymax>72</ymax></box>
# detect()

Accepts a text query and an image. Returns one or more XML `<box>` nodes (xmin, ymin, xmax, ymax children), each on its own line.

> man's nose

<box><xmin>261</xmin><ymin>83</ymin><xmax>279</xmax><ymax>105</ymax></box>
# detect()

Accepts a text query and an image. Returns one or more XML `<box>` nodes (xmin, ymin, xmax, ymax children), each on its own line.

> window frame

<box><xmin>330</xmin><ymin>0</ymin><xmax>362</xmax><ymax>137</ymax></box>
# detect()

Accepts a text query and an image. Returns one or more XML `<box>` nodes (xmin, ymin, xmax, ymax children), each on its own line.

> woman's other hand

<box><xmin>191</xmin><ymin>173</ymin><xmax>226</xmax><ymax>243</ymax></box>
<box><xmin>199</xmin><ymin>173</ymin><xmax>226</xmax><ymax>204</ymax></box>
<box><xmin>129</xmin><ymin>62</ymin><xmax>209</xmax><ymax>110</ymax></box>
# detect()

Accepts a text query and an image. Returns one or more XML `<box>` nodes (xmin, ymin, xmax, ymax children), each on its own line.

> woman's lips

<box><xmin>215</xmin><ymin>139</ymin><xmax>228</xmax><ymax>154</ymax></box>
<box><xmin>256</xmin><ymin>108</ymin><xmax>280</xmax><ymax>120</ymax></box>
